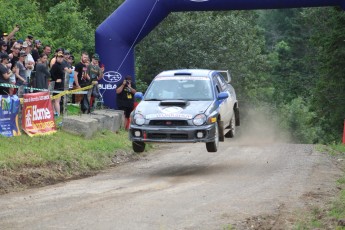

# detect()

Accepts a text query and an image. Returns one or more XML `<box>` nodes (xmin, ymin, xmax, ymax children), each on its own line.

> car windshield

<box><xmin>145</xmin><ymin>76</ymin><xmax>213</xmax><ymax>101</ymax></box>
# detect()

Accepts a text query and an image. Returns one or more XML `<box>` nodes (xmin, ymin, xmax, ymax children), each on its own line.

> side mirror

<box><xmin>217</xmin><ymin>92</ymin><xmax>229</xmax><ymax>100</ymax></box>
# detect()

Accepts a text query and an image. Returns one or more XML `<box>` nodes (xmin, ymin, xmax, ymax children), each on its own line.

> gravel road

<box><xmin>0</xmin><ymin>137</ymin><xmax>342</xmax><ymax>229</ymax></box>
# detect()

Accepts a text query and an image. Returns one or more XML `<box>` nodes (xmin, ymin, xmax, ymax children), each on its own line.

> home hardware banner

<box><xmin>0</xmin><ymin>95</ymin><xmax>21</xmax><ymax>137</ymax></box>
<box><xmin>22</xmin><ymin>92</ymin><xmax>56</xmax><ymax>137</ymax></box>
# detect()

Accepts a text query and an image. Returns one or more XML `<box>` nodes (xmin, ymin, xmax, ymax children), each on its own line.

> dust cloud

<box><xmin>234</xmin><ymin>106</ymin><xmax>292</xmax><ymax>145</ymax></box>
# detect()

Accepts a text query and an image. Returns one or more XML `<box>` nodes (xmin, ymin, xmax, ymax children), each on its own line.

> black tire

<box><xmin>235</xmin><ymin>107</ymin><xmax>240</xmax><ymax>126</ymax></box>
<box><xmin>132</xmin><ymin>141</ymin><xmax>145</xmax><ymax>153</ymax></box>
<box><xmin>218</xmin><ymin>120</ymin><xmax>225</xmax><ymax>142</ymax></box>
<box><xmin>206</xmin><ymin>122</ymin><xmax>219</xmax><ymax>152</ymax></box>
<box><xmin>225</xmin><ymin>111</ymin><xmax>236</xmax><ymax>138</ymax></box>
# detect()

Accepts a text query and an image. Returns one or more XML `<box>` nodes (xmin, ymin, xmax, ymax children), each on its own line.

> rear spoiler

<box><xmin>217</xmin><ymin>70</ymin><xmax>231</xmax><ymax>83</ymax></box>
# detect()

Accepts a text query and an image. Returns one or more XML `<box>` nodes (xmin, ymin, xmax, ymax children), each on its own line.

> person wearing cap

<box><xmin>50</xmin><ymin>51</ymin><xmax>65</xmax><ymax>116</ymax></box>
<box><xmin>1</xmin><ymin>25</ymin><xmax>19</xmax><ymax>44</ymax></box>
<box><xmin>0</xmin><ymin>40</ymin><xmax>8</xmax><ymax>57</ymax></box>
<box><xmin>15</xmin><ymin>51</ymin><xmax>28</xmax><ymax>87</ymax></box>
<box><xmin>0</xmin><ymin>53</ymin><xmax>12</xmax><ymax>95</ymax></box>
<box><xmin>86</xmin><ymin>53</ymin><xmax>104</xmax><ymax>110</ymax></box>
<box><xmin>62</xmin><ymin>50</ymin><xmax>73</xmax><ymax>74</ymax></box>
<box><xmin>2</xmin><ymin>33</ymin><xmax>8</xmax><ymax>41</ymax></box>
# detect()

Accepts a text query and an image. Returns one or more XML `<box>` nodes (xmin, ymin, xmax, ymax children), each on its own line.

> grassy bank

<box><xmin>0</xmin><ymin>129</ymin><xmax>131</xmax><ymax>171</ymax></box>
<box><xmin>0</xmin><ymin>114</ymin><xmax>136</xmax><ymax>194</ymax></box>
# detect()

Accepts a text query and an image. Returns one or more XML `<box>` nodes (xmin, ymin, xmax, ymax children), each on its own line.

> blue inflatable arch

<box><xmin>96</xmin><ymin>0</ymin><xmax>345</xmax><ymax>109</ymax></box>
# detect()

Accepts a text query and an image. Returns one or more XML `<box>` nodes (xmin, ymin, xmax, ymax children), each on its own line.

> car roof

<box><xmin>156</xmin><ymin>69</ymin><xmax>216</xmax><ymax>78</ymax></box>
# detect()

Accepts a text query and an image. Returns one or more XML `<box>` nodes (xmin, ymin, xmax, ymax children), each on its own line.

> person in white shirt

<box><xmin>22</xmin><ymin>41</ymin><xmax>35</xmax><ymax>85</ymax></box>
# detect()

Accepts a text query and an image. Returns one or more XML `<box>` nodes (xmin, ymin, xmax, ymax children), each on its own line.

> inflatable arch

<box><xmin>96</xmin><ymin>0</ymin><xmax>345</xmax><ymax>109</ymax></box>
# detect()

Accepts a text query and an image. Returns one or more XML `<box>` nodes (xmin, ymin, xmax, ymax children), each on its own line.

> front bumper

<box><xmin>129</xmin><ymin>123</ymin><xmax>216</xmax><ymax>143</ymax></box>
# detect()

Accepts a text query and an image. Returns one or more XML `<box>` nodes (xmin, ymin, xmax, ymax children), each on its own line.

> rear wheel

<box><xmin>206</xmin><ymin>122</ymin><xmax>219</xmax><ymax>152</ymax></box>
<box><xmin>132</xmin><ymin>141</ymin><xmax>145</xmax><ymax>153</ymax></box>
<box><xmin>225</xmin><ymin>111</ymin><xmax>236</xmax><ymax>138</ymax></box>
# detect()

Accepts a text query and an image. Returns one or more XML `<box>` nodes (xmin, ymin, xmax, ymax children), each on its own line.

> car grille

<box><xmin>149</xmin><ymin>120</ymin><xmax>188</xmax><ymax>126</ymax></box>
<box><xmin>147</xmin><ymin>133</ymin><xmax>189</xmax><ymax>140</ymax></box>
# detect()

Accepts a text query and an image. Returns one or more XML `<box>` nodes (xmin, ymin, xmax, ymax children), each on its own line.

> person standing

<box><xmin>68</xmin><ymin>55</ymin><xmax>75</xmax><ymax>89</ymax></box>
<box><xmin>73</xmin><ymin>52</ymin><xmax>90</xmax><ymax>104</ymax></box>
<box><xmin>116</xmin><ymin>75</ymin><xmax>136</xmax><ymax>130</ymax></box>
<box><xmin>22</xmin><ymin>41</ymin><xmax>35</xmax><ymax>85</ymax></box>
<box><xmin>9</xmin><ymin>43</ymin><xmax>20</xmax><ymax>68</ymax></box>
<box><xmin>0</xmin><ymin>54</ymin><xmax>12</xmax><ymax>95</ymax></box>
<box><xmin>87</xmin><ymin>53</ymin><xmax>104</xmax><ymax>110</ymax></box>
<box><xmin>15</xmin><ymin>51</ymin><xmax>27</xmax><ymax>87</ymax></box>
<box><xmin>9</xmin><ymin>63</ymin><xmax>17</xmax><ymax>95</ymax></box>
<box><xmin>50</xmin><ymin>51</ymin><xmax>65</xmax><ymax>116</ymax></box>
<box><xmin>34</xmin><ymin>53</ymin><xmax>51</xmax><ymax>90</ymax></box>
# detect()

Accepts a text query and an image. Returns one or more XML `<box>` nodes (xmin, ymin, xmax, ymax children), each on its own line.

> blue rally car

<box><xmin>129</xmin><ymin>69</ymin><xmax>240</xmax><ymax>152</ymax></box>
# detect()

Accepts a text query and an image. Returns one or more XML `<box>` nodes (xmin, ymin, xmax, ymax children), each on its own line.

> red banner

<box><xmin>22</xmin><ymin>92</ymin><xmax>57</xmax><ymax>137</ymax></box>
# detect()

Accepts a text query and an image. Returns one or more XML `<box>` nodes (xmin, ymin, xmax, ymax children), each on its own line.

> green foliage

<box><xmin>78</xmin><ymin>0</ymin><xmax>125</xmax><ymax>27</ymax></box>
<box><xmin>259</xmin><ymin>8</ymin><xmax>344</xmax><ymax>143</ymax></box>
<box><xmin>303</xmin><ymin>7</ymin><xmax>345</xmax><ymax>143</ymax></box>
<box><xmin>43</xmin><ymin>0</ymin><xmax>95</xmax><ymax>55</ymax></box>
<box><xmin>279</xmin><ymin>97</ymin><xmax>320</xmax><ymax>143</ymax></box>
<box><xmin>135</xmin><ymin>78</ymin><xmax>148</xmax><ymax>93</ymax></box>
<box><xmin>136</xmin><ymin>11</ymin><xmax>268</xmax><ymax>92</ymax></box>
<box><xmin>0</xmin><ymin>0</ymin><xmax>45</xmax><ymax>39</ymax></box>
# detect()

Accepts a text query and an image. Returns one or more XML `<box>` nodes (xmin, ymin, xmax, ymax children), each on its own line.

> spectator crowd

<box><xmin>0</xmin><ymin>25</ymin><xmax>104</xmax><ymax>116</ymax></box>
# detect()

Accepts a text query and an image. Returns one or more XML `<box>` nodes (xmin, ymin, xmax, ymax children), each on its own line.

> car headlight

<box><xmin>193</xmin><ymin>114</ymin><xmax>206</xmax><ymax>126</ymax></box>
<box><xmin>134</xmin><ymin>114</ymin><xmax>145</xmax><ymax>125</ymax></box>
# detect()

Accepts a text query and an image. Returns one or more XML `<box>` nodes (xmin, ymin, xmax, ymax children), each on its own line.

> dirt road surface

<box><xmin>0</xmin><ymin>136</ymin><xmax>342</xmax><ymax>230</ymax></box>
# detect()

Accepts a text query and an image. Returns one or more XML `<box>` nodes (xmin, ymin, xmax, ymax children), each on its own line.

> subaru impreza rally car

<box><xmin>129</xmin><ymin>69</ymin><xmax>240</xmax><ymax>152</ymax></box>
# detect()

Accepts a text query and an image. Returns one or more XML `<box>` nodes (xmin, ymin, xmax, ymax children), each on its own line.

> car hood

<box><xmin>135</xmin><ymin>100</ymin><xmax>213</xmax><ymax>119</ymax></box>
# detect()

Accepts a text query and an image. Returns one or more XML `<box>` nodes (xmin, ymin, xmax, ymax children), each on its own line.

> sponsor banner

<box><xmin>0</xmin><ymin>95</ymin><xmax>21</xmax><ymax>137</ymax></box>
<box><xmin>22</xmin><ymin>92</ymin><xmax>57</xmax><ymax>137</ymax></box>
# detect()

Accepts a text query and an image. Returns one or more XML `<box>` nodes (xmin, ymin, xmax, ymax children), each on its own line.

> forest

<box><xmin>1</xmin><ymin>0</ymin><xmax>344</xmax><ymax>144</ymax></box>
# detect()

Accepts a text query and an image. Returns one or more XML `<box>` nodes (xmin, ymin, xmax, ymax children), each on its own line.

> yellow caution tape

<box><xmin>51</xmin><ymin>84</ymin><xmax>94</xmax><ymax>100</ymax></box>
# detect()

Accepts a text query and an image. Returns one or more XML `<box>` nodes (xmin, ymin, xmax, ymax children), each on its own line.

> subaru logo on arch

<box><xmin>103</xmin><ymin>71</ymin><xmax>122</xmax><ymax>83</ymax></box>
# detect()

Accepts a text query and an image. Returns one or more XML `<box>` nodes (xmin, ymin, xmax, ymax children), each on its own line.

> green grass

<box><xmin>0</xmin><ymin>129</ymin><xmax>131</xmax><ymax>172</ymax></box>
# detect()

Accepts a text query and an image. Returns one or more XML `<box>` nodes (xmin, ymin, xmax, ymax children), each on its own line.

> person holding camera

<box><xmin>116</xmin><ymin>75</ymin><xmax>136</xmax><ymax>130</ymax></box>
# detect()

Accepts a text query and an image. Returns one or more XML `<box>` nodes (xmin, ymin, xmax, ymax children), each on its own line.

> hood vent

<box><xmin>160</xmin><ymin>100</ymin><xmax>188</xmax><ymax>106</ymax></box>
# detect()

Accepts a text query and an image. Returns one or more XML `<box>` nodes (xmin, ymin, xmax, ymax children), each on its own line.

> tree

<box><xmin>0</xmin><ymin>0</ymin><xmax>45</xmax><ymax>41</ymax></box>
<box><xmin>43</xmin><ymin>0</ymin><xmax>95</xmax><ymax>57</ymax></box>
<box><xmin>304</xmin><ymin>7</ymin><xmax>345</xmax><ymax>142</ymax></box>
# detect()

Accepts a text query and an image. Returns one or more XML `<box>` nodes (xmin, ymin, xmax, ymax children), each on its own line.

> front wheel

<box><xmin>206</xmin><ymin>122</ymin><xmax>219</xmax><ymax>152</ymax></box>
<box><xmin>132</xmin><ymin>141</ymin><xmax>145</xmax><ymax>153</ymax></box>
